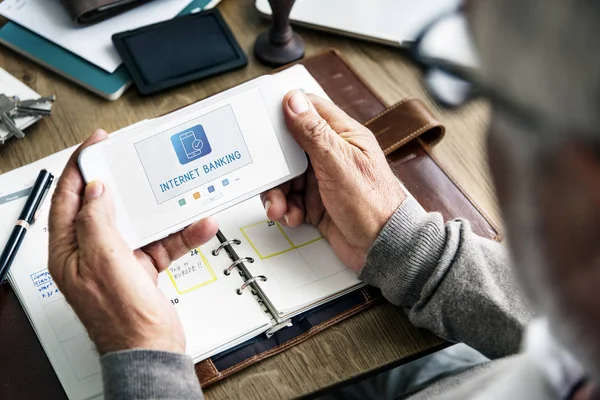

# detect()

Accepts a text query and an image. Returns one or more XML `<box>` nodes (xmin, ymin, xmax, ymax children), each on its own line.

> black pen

<box><xmin>0</xmin><ymin>169</ymin><xmax>54</xmax><ymax>284</ymax></box>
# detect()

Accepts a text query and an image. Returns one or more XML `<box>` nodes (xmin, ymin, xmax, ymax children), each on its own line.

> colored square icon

<box><xmin>222</xmin><ymin>179</ymin><xmax>229</xmax><ymax>187</ymax></box>
<box><xmin>208</xmin><ymin>185</ymin><xmax>215</xmax><ymax>193</ymax></box>
<box><xmin>170</xmin><ymin>125</ymin><xmax>212</xmax><ymax>165</ymax></box>
<box><xmin>178</xmin><ymin>198</ymin><xmax>186</xmax><ymax>206</ymax></box>
<box><xmin>193</xmin><ymin>192</ymin><xmax>201</xmax><ymax>200</ymax></box>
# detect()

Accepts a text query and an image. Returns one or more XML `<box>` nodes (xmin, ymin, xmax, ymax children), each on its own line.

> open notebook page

<box><xmin>0</xmin><ymin>145</ymin><xmax>270</xmax><ymax>400</ymax></box>
<box><xmin>1</xmin><ymin>148</ymin><xmax>103</xmax><ymax>400</ymax></box>
<box><xmin>217</xmin><ymin>196</ymin><xmax>363</xmax><ymax>320</ymax></box>
<box><xmin>157</xmin><ymin>235</ymin><xmax>271</xmax><ymax>362</ymax></box>
<box><xmin>0</xmin><ymin>64</ymin><xmax>338</xmax><ymax>398</ymax></box>
<box><xmin>211</xmin><ymin>64</ymin><xmax>362</xmax><ymax>320</ymax></box>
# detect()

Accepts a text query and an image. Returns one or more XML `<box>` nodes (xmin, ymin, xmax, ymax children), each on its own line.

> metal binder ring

<box><xmin>223</xmin><ymin>257</ymin><xmax>254</xmax><ymax>276</ymax></box>
<box><xmin>212</xmin><ymin>239</ymin><xmax>242</xmax><ymax>256</ymax></box>
<box><xmin>236</xmin><ymin>275</ymin><xmax>267</xmax><ymax>295</ymax></box>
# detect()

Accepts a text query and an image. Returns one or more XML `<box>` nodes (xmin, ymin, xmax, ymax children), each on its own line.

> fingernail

<box><xmin>284</xmin><ymin>213</ymin><xmax>290</xmax><ymax>225</ymax></box>
<box><xmin>93</xmin><ymin>129</ymin><xmax>108</xmax><ymax>139</ymax></box>
<box><xmin>85</xmin><ymin>181</ymin><xmax>104</xmax><ymax>199</ymax></box>
<box><xmin>288</xmin><ymin>92</ymin><xmax>309</xmax><ymax>114</ymax></box>
<box><xmin>264</xmin><ymin>200</ymin><xmax>272</xmax><ymax>214</ymax></box>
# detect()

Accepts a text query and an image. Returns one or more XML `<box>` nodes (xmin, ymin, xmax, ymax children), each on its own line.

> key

<box><xmin>0</xmin><ymin>94</ymin><xmax>17</xmax><ymax>114</ymax></box>
<box><xmin>0</xmin><ymin>93</ymin><xmax>55</xmax><ymax>144</ymax></box>
<box><xmin>17</xmin><ymin>95</ymin><xmax>56</xmax><ymax>108</ymax></box>
<box><xmin>14</xmin><ymin>95</ymin><xmax>55</xmax><ymax>118</ymax></box>
<box><xmin>0</xmin><ymin>95</ymin><xmax>24</xmax><ymax>139</ymax></box>
<box><xmin>0</xmin><ymin>111</ymin><xmax>24</xmax><ymax>139</ymax></box>
<box><xmin>14</xmin><ymin>105</ymin><xmax>52</xmax><ymax>116</ymax></box>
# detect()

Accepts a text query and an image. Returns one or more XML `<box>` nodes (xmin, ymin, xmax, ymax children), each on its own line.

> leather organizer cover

<box><xmin>61</xmin><ymin>0</ymin><xmax>155</xmax><ymax>25</ymax></box>
<box><xmin>0</xmin><ymin>49</ymin><xmax>501</xmax><ymax>398</ymax></box>
<box><xmin>193</xmin><ymin>49</ymin><xmax>502</xmax><ymax>386</ymax></box>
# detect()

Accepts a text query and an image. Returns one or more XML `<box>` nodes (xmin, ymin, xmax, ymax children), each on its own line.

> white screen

<box><xmin>103</xmin><ymin>87</ymin><xmax>290</xmax><ymax>241</ymax></box>
<box><xmin>134</xmin><ymin>104</ymin><xmax>253</xmax><ymax>204</ymax></box>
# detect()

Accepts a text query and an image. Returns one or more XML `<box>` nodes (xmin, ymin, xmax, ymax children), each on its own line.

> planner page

<box><xmin>217</xmin><ymin>196</ymin><xmax>363</xmax><ymax>320</ymax></box>
<box><xmin>0</xmin><ymin>149</ymin><xmax>270</xmax><ymax>400</ymax></box>
<box><xmin>0</xmin><ymin>63</ymin><xmax>334</xmax><ymax>399</ymax></box>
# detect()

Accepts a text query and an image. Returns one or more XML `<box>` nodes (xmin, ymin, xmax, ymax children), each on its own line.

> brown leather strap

<box><xmin>365</xmin><ymin>98</ymin><xmax>445</xmax><ymax>155</ymax></box>
<box><xmin>60</xmin><ymin>0</ymin><xmax>154</xmax><ymax>25</ymax></box>
<box><xmin>361</xmin><ymin>98</ymin><xmax>501</xmax><ymax>241</ymax></box>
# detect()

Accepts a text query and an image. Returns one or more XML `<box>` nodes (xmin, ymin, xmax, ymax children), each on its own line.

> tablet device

<box><xmin>77</xmin><ymin>76</ymin><xmax>308</xmax><ymax>249</ymax></box>
<box><xmin>113</xmin><ymin>9</ymin><xmax>247</xmax><ymax>95</ymax></box>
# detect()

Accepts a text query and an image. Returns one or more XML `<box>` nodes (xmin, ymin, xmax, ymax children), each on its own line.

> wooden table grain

<box><xmin>0</xmin><ymin>0</ymin><xmax>498</xmax><ymax>398</ymax></box>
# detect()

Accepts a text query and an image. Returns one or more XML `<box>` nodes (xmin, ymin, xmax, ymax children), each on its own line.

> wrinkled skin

<box><xmin>48</xmin><ymin>92</ymin><xmax>405</xmax><ymax>354</ymax></box>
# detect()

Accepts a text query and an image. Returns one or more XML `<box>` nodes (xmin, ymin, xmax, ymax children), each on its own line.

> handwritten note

<box><xmin>30</xmin><ymin>268</ymin><xmax>63</xmax><ymax>305</ymax></box>
<box><xmin>167</xmin><ymin>250</ymin><xmax>217</xmax><ymax>294</ymax></box>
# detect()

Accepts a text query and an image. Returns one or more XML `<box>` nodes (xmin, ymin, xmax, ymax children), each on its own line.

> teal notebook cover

<box><xmin>0</xmin><ymin>0</ymin><xmax>213</xmax><ymax>100</ymax></box>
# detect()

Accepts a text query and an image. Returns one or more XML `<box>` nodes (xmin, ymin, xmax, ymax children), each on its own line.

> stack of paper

<box><xmin>0</xmin><ymin>0</ymin><xmax>196</xmax><ymax>73</ymax></box>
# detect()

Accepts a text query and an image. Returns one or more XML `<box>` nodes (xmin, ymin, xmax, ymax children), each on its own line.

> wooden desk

<box><xmin>0</xmin><ymin>0</ymin><xmax>498</xmax><ymax>398</ymax></box>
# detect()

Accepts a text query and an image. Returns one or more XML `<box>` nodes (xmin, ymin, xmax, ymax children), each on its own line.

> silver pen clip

<box><xmin>33</xmin><ymin>176</ymin><xmax>54</xmax><ymax>223</ymax></box>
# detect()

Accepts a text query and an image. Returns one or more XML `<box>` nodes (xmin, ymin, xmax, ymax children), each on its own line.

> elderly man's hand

<box><xmin>48</xmin><ymin>130</ymin><xmax>218</xmax><ymax>355</ymax></box>
<box><xmin>261</xmin><ymin>91</ymin><xmax>406</xmax><ymax>272</ymax></box>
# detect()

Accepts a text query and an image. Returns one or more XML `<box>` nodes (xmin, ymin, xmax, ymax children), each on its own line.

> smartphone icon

<box><xmin>171</xmin><ymin>125</ymin><xmax>212</xmax><ymax>165</ymax></box>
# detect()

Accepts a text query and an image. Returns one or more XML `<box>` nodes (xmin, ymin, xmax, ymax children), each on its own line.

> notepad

<box><xmin>0</xmin><ymin>65</ymin><xmax>363</xmax><ymax>400</ymax></box>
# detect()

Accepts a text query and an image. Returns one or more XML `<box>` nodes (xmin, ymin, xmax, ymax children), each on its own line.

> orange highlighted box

<box><xmin>193</xmin><ymin>192</ymin><xmax>201</xmax><ymax>200</ymax></box>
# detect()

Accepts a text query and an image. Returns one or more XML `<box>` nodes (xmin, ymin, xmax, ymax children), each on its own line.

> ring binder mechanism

<box><xmin>265</xmin><ymin>319</ymin><xmax>293</xmax><ymax>338</ymax></box>
<box><xmin>212</xmin><ymin>239</ymin><xmax>241</xmax><ymax>256</ymax></box>
<box><xmin>211</xmin><ymin>229</ymin><xmax>305</xmax><ymax>340</ymax></box>
<box><xmin>213</xmin><ymin>229</ymin><xmax>285</xmax><ymax>321</ymax></box>
<box><xmin>236</xmin><ymin>275</ymin><xmax>267</xmax><ymax>295</ymax></box>
<box><xmin>224</xmin><ymin>257</ymin><xmax>254</xmax><ymax>276</ymax></box>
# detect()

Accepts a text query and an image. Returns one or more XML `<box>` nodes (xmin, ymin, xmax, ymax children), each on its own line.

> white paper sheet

<box><xmin>0</xmin><ymin>125</ymin><xmax>270</xmax><ymax>400</ymax></box>
<box><xmin>256</xmin><ymin>0</ymin><xmax>461</xmax><ymax>46</ymax></box>
<box><xmin>0</xmin><ymin>66</ymin><xmax>357</xmax><ymax>398</ymax></box>
<box><xmin>0</xmin><ymin>0</ymin><xmax>193</xmax><ymax>73</ymax></box>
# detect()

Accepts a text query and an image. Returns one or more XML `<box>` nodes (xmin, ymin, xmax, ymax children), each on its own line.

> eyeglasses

<box><xmin>409</xmin><ymin>8</ymin><xmax>542</xmax><ymax>129</ymax></box>
<box><xmin>409</xmin><ymin>9</ymin><xmax>480</xmax><ymax>108</ymax></box>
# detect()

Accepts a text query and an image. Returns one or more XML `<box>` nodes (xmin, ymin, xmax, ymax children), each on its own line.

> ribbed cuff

<box><xmin>359</xmin><ymin>196</ymin><xmax>446</xmax><ymax>307</ymax></box>
<box><xmin>101</xmin><ymin>349</ymin><xmax>203</xmax><ymax>400</ymax></box>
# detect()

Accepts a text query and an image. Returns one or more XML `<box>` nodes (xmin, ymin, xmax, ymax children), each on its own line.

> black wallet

<box><xmin>113</xmin><ymin>9</ymin><xmax>248</xmax><ymax>95</ymax></box>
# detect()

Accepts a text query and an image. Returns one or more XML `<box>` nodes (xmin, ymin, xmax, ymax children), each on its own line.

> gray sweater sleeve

<box><xmin>100</xmin><ymin>350</ymin><xmax>204</xmax><ymax>399</ymax></box>
<box><xmin>359</xmin><ymin>196</ymin><xmax>533</xmax><ymax>359</ymax></box>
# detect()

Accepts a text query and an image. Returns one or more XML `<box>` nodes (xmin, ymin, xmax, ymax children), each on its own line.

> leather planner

<box><xmin>0</xmin><ymin>49</ymin><xmax>501</xmax><ymax>398</ymax></box>
<box><xmin>61</xmin><ymin>0</ymin><xmax>155</xmax><ymax>25</ymax></box>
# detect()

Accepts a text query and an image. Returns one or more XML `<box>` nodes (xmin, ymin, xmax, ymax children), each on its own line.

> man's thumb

<box><xmin>84</xmin><ymin>180</ymin><xmax>105</xmax><ymax>201</ymax></box>
<box><xmin>77</xmin><ymin>180</ymin><xmax>117</xmax><ymax>243</ymax></box>
<box><xmin>283</xmin><ymin>91</ymin><xmax>341</xmax><ymax>166</ymax></box>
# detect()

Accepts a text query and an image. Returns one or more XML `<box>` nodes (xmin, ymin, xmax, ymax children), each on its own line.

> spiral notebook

<box><xmin>0</xmin><ymin>64</ymin><xmax>363</xmax><ymax>400</ymax></box>
<box><xmin>0</xmin><ymin>50</ymin><xmax>502</xmax><ymax>398</ymax></box>
<box><xmin>155</xmin><ymin>195</ymin><xmax>365</xmax><ymax>363</ymax></box>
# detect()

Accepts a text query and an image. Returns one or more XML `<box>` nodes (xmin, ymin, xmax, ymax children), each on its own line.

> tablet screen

<box><xmin>103</xmin><ymin>87</ymin><xmax>290</xmax><ymax>241</ymax></box>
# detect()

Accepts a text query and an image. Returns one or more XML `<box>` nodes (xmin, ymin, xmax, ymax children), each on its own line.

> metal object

<box><xmin>212</xmin><ymin>238</ymin><xmax>242</xmax><ymax>256</ymax></box>
<box><xmin>224</xmin><ymin>257</ymin><xmax>255</xmax><ymax>276</ymax></box>
<box><xmin>236</xmin><ymin>275</ymin><xmax>268</xmax><ymax>295</ymax></box>
<box><xmin>0</xmin><ymin>94</ymin><xmax>55</xmax><ymax>144</ymax></box>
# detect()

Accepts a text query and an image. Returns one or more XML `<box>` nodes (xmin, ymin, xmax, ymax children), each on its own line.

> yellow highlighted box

<box><xmin>240</xmin><ymin>220</ymin><xmax>323</xmax><ymax>260</ymax></box>
<box><xmin>166</xmin><ymin>250</ymin><xmax>217</xmax><ymax>294</ymax></box>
